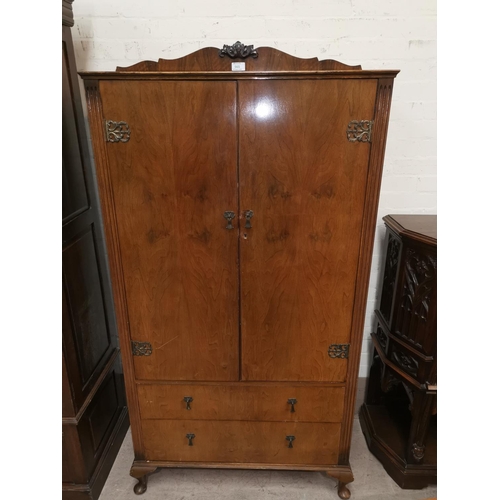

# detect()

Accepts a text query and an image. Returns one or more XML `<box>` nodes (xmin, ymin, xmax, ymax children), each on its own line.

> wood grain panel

<box><xmin>338</xmin><ymin>79</ymin><xmax>395</xmax><ymax>463</ymax></box>
<box><xmin>137</xmin><ymin>383</ymin><xmax>345</xmax><ymax>422</ymax></box>
<box><xmin>62</xmin><ymin>226</ymin><xmax>111</xmax><ymax>385</ymax></box>
<box><xmin>62</xmin><ymin>41</ymin><xmax>89</xmax><ymax>223</ymax></box>
<box><xmin>142</xmin><ymin>419</ymin><xmax>340</xmax><ymax>465</ymax></box>
<box><xmin>62</xmin><ymin>349</ymin><xmax>75</xmax><ymax>418</ymax></box>
<box><xmin>115</xmin><ymin>46</ymin><xmax>361</xmax><ymax>72</ymax></box>
<box><xmin>99</xmin><ymin>81</ymin><xmax>239</xmax><ymax>381</ymax></box>
<box><xmin>239</xmin><ymin>79</ymin><xmax>377</xmax><ymax>382</ymax></box>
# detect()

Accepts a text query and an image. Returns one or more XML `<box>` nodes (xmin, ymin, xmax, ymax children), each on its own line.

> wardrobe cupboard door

<box><xmin>239</xmin><ymin>79</ymin><xmax>377</xmax><ymax>382</ymax></box>
<box><xmin>99</xmin><ymin>81</ymin><xmax>239</xmax><ymax>381</ymax></box>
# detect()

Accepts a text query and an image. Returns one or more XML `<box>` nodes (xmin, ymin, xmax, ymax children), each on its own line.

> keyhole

<box><xmin>243</xmin><ymin>233</ymin><xmax>247</xmax><ymax>239</ymax></box>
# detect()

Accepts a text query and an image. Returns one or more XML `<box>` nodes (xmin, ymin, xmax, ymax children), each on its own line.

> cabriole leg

<box><xmin>326</xmin><ymin>470</ymin><xmax>354</xmax><ymax>499</ymax></box>
<box><xmin>133</xmin><ymin>476</ymin><xmax>148</xmax><ymax>495</ymax></box>
<box><xmin>338</xmin><ymin>481</ymin><xmax>351</xmax><ymax>499</ymax></box>
<box><xmin>130</xmin><ymin>464</ymin><xmax>158</xmax><ymax>495</ymax></box>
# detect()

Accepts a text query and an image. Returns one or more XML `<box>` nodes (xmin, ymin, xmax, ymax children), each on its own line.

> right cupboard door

<box><xmin>239</xmin><ymin>79</ymin><xmax>378</xmax><ymax>382</ymax></box>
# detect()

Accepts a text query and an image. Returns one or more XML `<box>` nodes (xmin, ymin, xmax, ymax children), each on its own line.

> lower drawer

<box><xmin>137</xmin><ymin>383</ymin><xmax>345</xmax><ymax>422</ymax></box>
<box><xmin>141</xmin><ymin>419</ymin><xmax>341</xmax><ymax>465</ymax></box>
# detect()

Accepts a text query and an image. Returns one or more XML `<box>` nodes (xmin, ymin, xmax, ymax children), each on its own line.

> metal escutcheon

<box><xmin>186</xmin><ymin>433</ymin><xmax>195</xmax><ymax>446</ymax></box>
<box><xmin>286</xmin><ymin>435</ymin><xmax>295</xmax><ymax>448</ymax></box>
<box><xmin>224</xmin><ymin>211</ymin><xmax>235</xmax><ymax>230</ymax></box>
<box><xmin>244</xmin><ymin>210</ymin><xmax>254</xmax><ymax>229</ymax></box>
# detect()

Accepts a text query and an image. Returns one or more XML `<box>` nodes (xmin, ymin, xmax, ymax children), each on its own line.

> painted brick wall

<box><xmin>72</xmin><ymin>0</ymin><xmax>437</xmax><ymax>377</ymax></box>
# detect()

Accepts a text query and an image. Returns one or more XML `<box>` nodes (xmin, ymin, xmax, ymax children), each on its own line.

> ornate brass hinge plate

<box><xmin>346</xmin><ymin>120</ymin><xmax>373</xmax><ymax>143</ymax></box>
<box><xmin>105</xmin><ymin>120</ymin><xmax>131</xmax><ymax>143</ymax></box>
<box><xmin>328</xmin><ymin>343</ymin><xmax>350</xmax><ymax>359</ymax></box>
<box><xmin>131</xmin><ymin>341</ymin><xmax>152</xmax><ymax>356</ymax></box>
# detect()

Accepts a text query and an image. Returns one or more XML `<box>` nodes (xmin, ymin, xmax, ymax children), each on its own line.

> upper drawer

<box><xmin>137</xmin><ymin>383</ymin><xmax>345</xmax><ymax>423</ymax></box>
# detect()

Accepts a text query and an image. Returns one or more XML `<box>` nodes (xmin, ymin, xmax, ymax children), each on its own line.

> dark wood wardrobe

<box><xmin>81</xmin><ymin>43</ymin><xmax>398</xmax><ymax>499</ymax></box>
<box><xmin>360</xmin><ymin>215</ymin><xmax>437</xmax><ymax>489</ymax></box>
<box><xmin>62</xmin><ymin>1</ymin><xmax>129</xmax><ymax>498</ymax></box>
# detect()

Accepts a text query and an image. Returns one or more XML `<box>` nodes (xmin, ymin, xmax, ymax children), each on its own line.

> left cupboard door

<box><xmin>99</xmin><ymin>81</ymin><xmax>239</xmax><ymax>381</ymax></box>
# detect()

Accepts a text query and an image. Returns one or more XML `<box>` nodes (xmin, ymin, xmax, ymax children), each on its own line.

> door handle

<box><xmin>224</xmin><ymin>211</ymin><xmax>235</xmax><ymax>230</ymax></box>
<box><xmin>186</xmin><ymin>433</ymin><xmax>195</xmax><ymax>446</ymax></box>
<box><xmin>287</xmin><ymin>398</ymin><xmax>297</xmax><ymax>413</ymax></box>
<box><xmin>286</xmin><ymin>435</ymin><xmax>295</xmax><ymax>448</ymax></box>
<box><xmin>244</xmin><ymin>210</ymin><xmax>254</xmax><ymax>229</ymax></box>
<box><xmin>183</xmin><ymin>396</ymin><xmax>193</xmax><ymax>410</ymax></box>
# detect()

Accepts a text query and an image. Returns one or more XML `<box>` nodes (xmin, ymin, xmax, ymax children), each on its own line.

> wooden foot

<box><xmin>130</xmin><ymin>464</ymin><xmax>158</xmax><ymax>495</ymax></box>
<box><xmin>133</xmin><ymin>477</ymin><xmax>148</xmax><ymax>495</ymax></box>
<box><xmin>338</xmin><ymin>481</ymin><xmax>351</xmax><ymax>499</ymax></box>
<box><xmin>326</xmin><ymin>470</ymin><xmax>354</xmax><ymax>499</ymax></box>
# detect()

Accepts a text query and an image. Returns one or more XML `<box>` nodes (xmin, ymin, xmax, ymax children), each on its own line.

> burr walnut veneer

<box><xmin>81</xmin><ymin>44</ymin><xmax>398</xmax><ymax>499</ymax></box>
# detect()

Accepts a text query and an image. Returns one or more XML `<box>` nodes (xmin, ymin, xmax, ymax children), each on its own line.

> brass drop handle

<box><xmin>186</xmin><ymin>433</ymin><xmax>195</xmax><ymax>446</ymax></box>
<box><xmin>244</xmin><ymin>210</ymin><xmax>254</xmax><ymax>229</ymax></box>
<box><xmin>286</xmin><ymin>435</ymin><xmax>295</xmax><ymax>448</ymax></box>
<box><xmin>183</xmin><ymin>396</ymin><xmax>193</xmax><ymax>410</ymax></box>
<box><xmin>287</xmin><ymin>398</ymin><xmax>297</xmax><ymax>413</ymax></box>
<box><xmin>224</xmin><ymin>211</ymin><xmax>235</xmax><ymax>230</ymax></box>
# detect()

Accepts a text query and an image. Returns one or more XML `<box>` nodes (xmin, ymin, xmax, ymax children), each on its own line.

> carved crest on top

<box><xmin>219</xmin><ymin>41</ymin><xmax>258</xmax><ymax>59</ymax></box>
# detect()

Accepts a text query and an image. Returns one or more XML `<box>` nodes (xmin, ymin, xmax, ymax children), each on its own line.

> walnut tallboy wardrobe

<box><xmin>81</xmin><ymin>43</ymin><xmax>398</xmax><ymax>499</ymax></box>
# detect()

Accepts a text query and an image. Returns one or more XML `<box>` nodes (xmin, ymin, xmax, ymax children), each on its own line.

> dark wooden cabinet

<box><xmin>62</xmin><ymin>1</ymin><xmax>129</xmax><ymax>498</ymax></box>
<box><xmin>359</xmin><ymin>214</ymin><xmax>437</xmax><ymax>489</ymax></box>
<box><xmin>81</xmin><ymin>44</ymin><xmax>398</xmax><ymax>499</ymax></box>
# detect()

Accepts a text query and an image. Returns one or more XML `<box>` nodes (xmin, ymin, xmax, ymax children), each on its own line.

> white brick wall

<box><xmin>72</xmin><ymin>0</ymin><xmax>437</xmax><ymax>377</ymax></box>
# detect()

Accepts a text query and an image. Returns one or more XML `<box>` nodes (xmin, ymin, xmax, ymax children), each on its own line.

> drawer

<box><xmin>142</xmin><ymin>419</ymin><xmax>341</xmax><ymax>465</ymax></box>
<box><xmin>137</xmin><ymin>383</ymin><xmax>345</xmax><ymax>422</ymax></box>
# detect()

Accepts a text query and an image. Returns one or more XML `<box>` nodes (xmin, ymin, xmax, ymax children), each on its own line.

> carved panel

<box><xmin>412</xmin><ymin>443</ymin><xmax>425</xmax><ymax>461</ymax></box>
<box><xmin>375</xmin><ymin>324</ymin><xmax>388</xmax><ymax>351</ymax></box>
<box><xmin>391</xmin><ymin>349</ymin><xmax>419</xmax><ymax>378</ymax></box>
<box><xmin>62</xmin><ymin>42</ymin><xmax>89</xmax><ymax>222</ymax></box>
<box><xmin>379</xmin><ymin>233</ymin><xmax>401</xmax><ymax>325</ymax></box>
<box><xmin>395</xmin><ymin>248</ymin><xmax>436</xmax><ymax>348</ymax></box>
<box><xmin>219</xmin><ymin>41</ymin><xmax>258</xmax><ymax>59</ymax></box>
<box><xmin>62</xmin><ymin>0</ymin><xmax>74</xmax><ymax>27</ymax></box>
<box><xmin>63</xmin><ymin>227</ymin><xmax>112</xmax><ymax>385</ymax></box>
<box><xmin>380</xmin><ymin>367</ymin><xmax>399</xmax><ymax>394</ymax></box>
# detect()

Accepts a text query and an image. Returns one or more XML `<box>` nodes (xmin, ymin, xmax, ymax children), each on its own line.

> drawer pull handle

<box><xmin>224</xmin><ymin>211</ymin><xmax>235</xmax><ymax>230</ymax></box>
<box><xmin>186</xmin><ymin>433</ymin><xmax>195</xmax><ymax>446</ymax></box>
<box><xmin>183</xmin><ymin>396</ymin><xmax>193</xmax><ymax>410</ymax></box>
<box><xmin>244</xmin><ymin>210</ymin><xmax>254</xmax><ymax>229</ymax></box>
<box><xmin>286</xmin><ymin>435</ymin><xmax>295</xmax><ymax>448</ymax></box>
<box><xmin>287</xmin><ymin>398</ymin><xmax>297</xmax><ymax>413</ymax></box>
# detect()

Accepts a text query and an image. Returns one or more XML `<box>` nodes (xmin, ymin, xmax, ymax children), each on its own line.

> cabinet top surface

<box><xmin>383</xmin><ymin>214</ymin><xmax>437</xmax><ymax>244</ymax></box>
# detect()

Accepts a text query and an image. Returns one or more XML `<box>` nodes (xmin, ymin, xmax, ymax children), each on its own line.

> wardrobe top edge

<box><xmin>79</xmin><ymin>69</ymin><xmax>400</xmax><ymax>80</ymax></box>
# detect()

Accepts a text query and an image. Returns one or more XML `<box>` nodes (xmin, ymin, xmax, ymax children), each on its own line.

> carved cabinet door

<box><xmin>238</xmin><ymin>79</ymin><xmax>378</xmax><ymax>382</ymax></box>
<box><xmin>99</xmin><ymin>80</ymin><xmax>240</xmax><ymax>381</ymax></box>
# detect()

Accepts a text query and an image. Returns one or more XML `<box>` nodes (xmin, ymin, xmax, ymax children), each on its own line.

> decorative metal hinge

<box><xmin>131</xmin><ymin>341</ymin><xmax>152</xmax><ymax>356</ymax></box>
<box><xmin>105</xmin><ymin>120</ymin><xmax>131</xmax><ymax>143</ymax></box>
<box><xmin>346</xmin><ymin>120</ymin><xmax>373</xmax><ymax>143</ymax></box>
<box><xmin>219</xmin><ymin>41</ymin><xmax>258</xmax><ymax>59</ymax></box>
<box><xmin>328</xmin><ymin>343</ymin><xmax>350</xmax><ymax>359</ymax></box>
